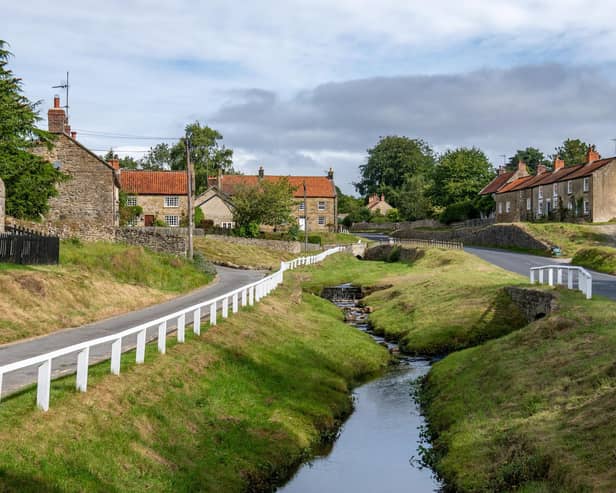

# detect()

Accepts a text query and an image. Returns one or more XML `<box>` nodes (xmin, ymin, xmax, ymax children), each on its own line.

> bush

<box><xmin>192</xmin><ymin>252</ymin><xmax>217</xmax><ymax>276</ymax></box>
<box><xmin>439</xmin><ymin>200</ymin><xmax>480</xmax><ymax>225</ymax></box>
<box><xmin>308</xmin><ymin>235</ymin><xmax>322</xmax><ymax>245</ymax></box>
<box><xmin>235</xmin><ymin>222</ymin><xmax>260</xmax><ymax>238</ymax></box>
<box><xmin>385</xmin><ymin>246</ymin><xmax>401</xmax><ymax>263</ymax></box>
<box><xmin>342</xmin><ymin>215</ymin><xmax>353</xmax><ymax>228</ymax></box>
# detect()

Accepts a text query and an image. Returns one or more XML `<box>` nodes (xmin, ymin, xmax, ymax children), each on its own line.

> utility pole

<box><xmin>303</xmin><ymin>180</ymin><xmax>308</xmax><ymax>253</ymax></box>
<box><xmin>186</xmin><ymin>136</ymin><xmax>194</xmax><ymax>260</ymax></box>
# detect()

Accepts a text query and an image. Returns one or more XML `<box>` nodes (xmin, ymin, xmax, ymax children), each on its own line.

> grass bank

<box><xmin>521</xmin><ymin>222</ymin><xmax>616</xmax><ymax>256</ymax></box>
<box><xmin>194</xmin><ymin>237</ymin><xmax>298</xmax><ymax>270</ymax></box>
<box><xmin>0</xmin><ymin>264</ymin><xmax>388</xmax><ymax>492</ymax></box>
<box><xmin>421</xmin><ymin>288</ymin><xmax>616</xmax><ymax>492</ymax></box>
<box><xmin>0</xmin><ymin>241</ymin><xmax>214</xmax><ymax>344</ymax></box>
<box><xmin>572</xmin><ymin>246</ymin><xmax>616</xmax><ymax>274</ymax></box>
<box><xmin>303</xmin><ymin>249</ymin><xmax>527</xmax><ymax>355</ymax></box>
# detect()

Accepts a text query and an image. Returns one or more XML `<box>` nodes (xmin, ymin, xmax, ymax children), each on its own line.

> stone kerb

<box><xmin>0</xmin><ymin>177</ymin><xmax>4</xmax><ymax>232</ymax></box>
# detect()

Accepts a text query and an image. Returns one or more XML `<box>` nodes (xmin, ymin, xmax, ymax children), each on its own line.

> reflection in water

<box><xmin>278</xmin><ymin>298</ymin><xmax>441</xmax><ymax>493</ymax></box>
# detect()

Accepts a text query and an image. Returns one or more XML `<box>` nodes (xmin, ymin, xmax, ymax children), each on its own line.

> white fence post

<box><xmin>568</xmin><ymin>271</ymin><xmax>573</xmax><ymax>289</ymax></box>
<box><xmin>548</xmin><ymin>268</ymin><xmax>554</xmax><ymax>286</ymax></box>
<box><xmin>586</xmin><ymin>273</ymin><xmax>592</xmax><ymax>299</ymax></box>
<box><xmin>241</xmin><ymin>289</ymin><xmax>247</xmax><ymax>307</ymax></box>
<box><xmin>249</xmin><ymin>286</ymin><xmax>255</xmax><ymax>305</ymax></box>
<box><xmin>177</xmin><ymin>313</ymin><xmax>185</xmax><ymax>343</ymax></box>
<box><xmin>530</xmin><ymin>270</ymin><xmax>535</xmax><ymax>284</ymax></box>
<box><xmin>232</xmin><ymin>293</ymin><xmax>239</xmax><ymax>313</ymax></box>
<box><xmin>539</xmin><ymin>270</ymin><xmax>544</xmax><ymax>284</ymax></box>
<box><xmin>557</xmin><ymin>268</ymin><xmax>563</xmax><ymax>285</ymax></box>
<box><xmin>158</xmin><ymin>321</ymin><xmax>167</xmax><ymax>354</ymax></box>
<box><xmin>76</xmin><ymin>347</ymin><xmax>90</xmax><ymax>392</ymax></box>
<box><xmin>210</xmin><ymin>301</ymin><xmax>217</xmax><ymax>326</ymax></box>
<box><xmin>36</xmin><ymin>359</ymin><xmax>51</xmax><ymax>411</ymax></box>
<box><xmin>111</xmin><ymin>338</ymin><xmax>122</xmax><ymax>375</ymax></box>
<box><xmin>136</xmin><ymin>329</ymin><xmax>146</xmax><ymax>364</ymax></box>
<box><xmin>222</xmin><ymin>297</ymin><xmax>229</xmax><ymax>318</ymax></box>
<box><xmin>193</xmin><ymin>307</ymin><xmax>201</xmax><ymax>335</ymax></box>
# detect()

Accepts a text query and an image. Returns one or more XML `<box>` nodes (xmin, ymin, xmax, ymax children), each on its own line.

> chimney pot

<box><xmin>53</xmin><ymin>94</ymin><xmax>60</xmax><ymax>109</ymax></box>
<box><xmin>70</xmin><ymin>131</ymin><xmax>77</xmax><ymax>140</ymax></box>
<box><xmin>327</xmin><ymin>167</ymin><xmax>334</xmax><ymax>180</ymax></box>
<box><xmin>258</xmin><ymin>166</ymin><xmax>264</xmax><ymax>179</ymax></box>
<box><xmin>109</xmin><ymin>158</ymin><xmax>120</xmax><ymax>170</ymax></box>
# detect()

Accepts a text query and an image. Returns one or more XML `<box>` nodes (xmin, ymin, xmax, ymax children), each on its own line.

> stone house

<box><xmin>480</xmin><ymin>149</ymin><xmax>616</xmax><ymax>223</ymax></box>
<box><xmin>30</xmin><ymin>95</ymin><xmax>120</xmax><ymax>240</ymax></box>
<box><xmin>366</xmin><ymin>193</ymin><xmax>393</xmax><ymax>215</ymax></box>
<box><xmin>120</xmin><ymin>170</ymin><xmax>188</xmax><ymax>227</ymax></box>
<box><xmin>196</xmin><ymin>166</ymin><xmax>338</xmax><ymax>232</ymax></box>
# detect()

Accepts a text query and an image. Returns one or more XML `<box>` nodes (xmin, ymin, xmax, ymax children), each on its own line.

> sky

<box><xmin>4</xmin><ymin>1</ymin><xmax>616</xmax><ymax>194</ymax></box>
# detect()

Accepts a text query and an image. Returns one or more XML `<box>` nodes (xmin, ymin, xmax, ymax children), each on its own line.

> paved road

<box><xmin>0</xmin><ymin>266</ymin><xmax>265</xmax><ymax>397</ymax></box>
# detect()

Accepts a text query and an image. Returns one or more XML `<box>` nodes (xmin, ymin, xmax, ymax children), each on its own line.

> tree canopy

<box><xmin>0</xmin><ymin>40</ymin><xmax>65</xmax><ymax>219</ymax></box>
<box><xmin>507</xmin><ymin>147</ymin><xmax>550</xmax><ymax>174</ymax></box>
<box><xmin>552</xmin><ymin>138</ymin><xmax>593</xmax><ymax>166</ymax></box>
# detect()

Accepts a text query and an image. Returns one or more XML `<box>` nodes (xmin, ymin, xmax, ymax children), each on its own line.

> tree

<box><xmin>232</xmin><ymin>178</ymin><xmax>296</xmax><ymax>234</ymax></box>
<box><xmin>355</xmin><ymin>136</ymin><xmax>435</xmax><ymax>208</ymax></box>
<box><xmin>141</xmin><ymin>143</ymin><xmax>171</xmax><ymax>170</ymax></box>
<box><xmin>0</xmin><ymin>40</ymin><xmax>66</xmax><ymax>219</ymax></box>
<box><xmin>431</xmin><ymin>147</ymin><xmax>494</xmax><ymax>207</ymax></box>
<box><xmin>170</xmin><ymin>122</ymin><xmax>234</xmax><ymax>194</ymax></box>
<box><xmin>102</xmin><ymin>149</ymin><xmax>139</xmax><ymax>169</ymax></box>
<box><xmin>336</xmin><ymin>186</ymin><xmax>363</xmax><ymax>215</ymax></box>
<box><xmin>397</xmin><ymin>173</ymin><xmax>433</xmax><ymax>220</ymax></box>
<box><xmin>507</xmin><ymin>147</ymin><xmax>550</xmax><ymax>174</ymax></box>
<box><xmin>552</xmin><ymin>138</ymin><xmax>593</xmax><ymax>166</ymax></box>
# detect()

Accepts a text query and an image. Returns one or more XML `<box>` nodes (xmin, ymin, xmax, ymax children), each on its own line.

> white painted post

<box><xmin>111</xmin><ymin>338</ymin><xmax>122</xmax><ymax>375</ymax></box>
<box><xmin>0</xmin><ymin>372</ymin><xmax>3</xmax><ymax>403</ymax></box>
<box><xmin>193</xmin><ymin>307</ymin><xmax>201</xmax><ymax>335</ymax></box>
<box><xmin>136</xmin><ymin>328</ymin><xmax>146</xmax><ymax>364</ymax></box>
<box><xmin>76</xmin><ymin>347</ymin><xmax>90</xmax><ymax>392</ymax></box>
<box><xmin>232</xmin><ymin>293</ymin><xmax>239</xmax><ymax>313</ymax></box>
<box><xmin>530</xmin><ymin>270</ymin><xmax>535</xmax><ymax>284</ymax></box>
<box><xmin>222</xmin><ymin>297</ymin><xmax>229</xmax><ymax>318</ymax></box>
<box><xmin>158</xmin><ymin>321</ymin><xmax>167</xmax><ymax>354</ymax></box>
<box><xmin>177</xmin><ymin>314</ymin><xmax>185</xmax><ymax>343</ymax></box>
<box><xmin>568</xmin><ymin>269</ymin><xmax>574</xmax><ymax>289</ymax></box>
<box><xmin>557</xmin><ymin>268</ymin><xmax>563</xmax><ymax>285</ymax></box>
<box><xmin>539</xmin><ymin>269</ymin><xmax>544</xmax><ymax>284</ymax></box>
<box><xmin>548</xmin><ymin>268</ymin><xmax>554</xmax><ymax>286</ymax></box>
<box><xmin>36</xmin><ymin>359</ymin><xmax>51</xmax><ymax>412</ymax></box>
<box><xmin>586</xmin><ymin>273</ymin><xmax>592</xmax><ymax>299</ymax></box>
<box><xmin>210</xmin><ymin>301</ymin><xmax>217</xmax><ymax>326</ymax></box>
<box><xmin>241</xmin><ymin>289</ymin><xmax>247</xmax><ymax>306</ymax></box>
<box><xmin>255</xmin><ymin>284</ymin><xmax>260</xmax><ymax>302</ymax></box>
<box><xmin>249</xmin><ymin>286</ymin><xmax>255</xmax><ymax>305</ymax></box>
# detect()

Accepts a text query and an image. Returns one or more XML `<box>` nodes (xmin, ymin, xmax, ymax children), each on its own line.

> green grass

<box><xmin>308</xmin><ymin>232</ymin><xmax>363</xmax><ymax>245</ymax></box>
<box><xmin>194</xmin><ymin>237</ymin><xmax>298</xmax><ymax>270</ymax></box>
<box><xmin>521</xmin><ymin>222</ymin><xmax>615</xmax><ymax>257</ymax></box>
<box><xmin>303</xmin><ymin>249</ymin><xmax>528</xmax><ymax>355</ymax></box>
<box><xmin>0</xmin><ymin>267</ymin><xmax>388</xmax><ymax>492</ymax></box>
<box><xmin>421</xmin><ymin>288</ymin><xmax>616</xmax><ymax>492</ymax></box>
<box><xmin>572</xmin><ymin>246</ymin><xmax>616</xmax><ymax>274</ymax></box>
<box><xmin>60</xmin><ymin>240</ymin><xmax>213</xmax><ymax>292</ymax></box>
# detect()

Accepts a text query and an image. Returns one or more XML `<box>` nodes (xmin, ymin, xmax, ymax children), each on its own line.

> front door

<box><xmin>298</xmin><ymin>218</ymin><xmax>306</xmax><ymax>231</ymax></box>
<box><xmin>145</xmin><ymin>215</ymin><xmax>154</xmax><ymax>227</ymax></box>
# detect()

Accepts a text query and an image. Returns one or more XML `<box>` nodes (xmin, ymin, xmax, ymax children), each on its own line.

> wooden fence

<box><xmin>0</xmin><ymin>226</ymin><xmax>59</xmax><ymax>265</ymax></box>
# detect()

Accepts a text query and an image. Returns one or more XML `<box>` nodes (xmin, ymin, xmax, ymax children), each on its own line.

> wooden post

<box><xmin>158</xmin><ymin>321</ymin><xmax>167</xmax><ymax>354</ymax></box>
<box><xmin>111</xmin><ymin>339</ymin><xmax>122</xmax><ymax>375</ymax></box>
<box><xmin>36</xmin><ymin>359</ymin><xmax>52</xmax><ymax>411</ymax></box>
<box><xmin>76</xmin><ymin>347</ymin><xmax>90</xmax><ymax>392</ymax></box>
<box><xmin>193</xmin><ymin>307</ymin><xmax>201</xmax><ymax>335</ymax></box>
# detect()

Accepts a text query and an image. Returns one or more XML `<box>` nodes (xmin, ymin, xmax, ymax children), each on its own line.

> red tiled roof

<box><xmin>497</xmin><ymin>175</ymin><xmax>534</xmax><ymax>193</ymax></box>
<box><xmin>564</xmin><ymin>158</ymin><xmax>613</xmax><ymax>180</ymax></box>
<box><xmin>479</xmin><ymin>172</ymin><xmax>514</xmax><ymax>195</ymax></box>
<box><xmin>532</xmin><ymin>165</ymin><xmax>582</xmax><ymax>186</ymax></box>
<box><xmin>208</xmin><ymin>175</ymin><xmax>336</xmax><ymax>198</ymax></box>
<box><xmin>506</xmin><ymin>171</ymin><xmax>550</xmax><ymax>192</ymax></box>
<box><xmin>121</xmin><ymin>170</ymin><xmax>188</xmax><ymax>195</ymax></box>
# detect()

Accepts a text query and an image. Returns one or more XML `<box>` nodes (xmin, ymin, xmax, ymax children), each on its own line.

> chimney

<box><xmin>586</xmin><ymin>147</ymin><xmax>600</xmax><ymax>164</ymax></box>
<box><xmin>498</xmin><ymin>166</ymin><xmax>507</xmax><ymax>176</ymax></box>
<box><xmin>327</xmin><ymin>167</ymin><xmax>334</xmax><ymax>180</ymax></box>
<box><xmin>47</xmin><ymin>94</ymin><xmax>67</xmax><ymax>134</ymax></box>
<box><xmin>258</xmin><ymin>166</ymin><xmax>264</xmax><ymax>179</ymax></box>
<box><xmin>380</xmin><ymin>193</ymin><xmax>385</xmax><ymax>202</ymax></box>
<box><xmin>553</xmin><ymin>156</ymin><xmax>565</xmax><ymax>171</ymax></box>
<box><xmin>537</xmin><ymin>164</ymin><xmax>548</xmax><ymax>175</ymax></box>
<box><xmin>368</xmin><ymin>193</ymin><xmax>378</xmax><ymax>205</ymax></box>
<box><xmin>70</xmin><ymin>131</ymin><xmax>77</xmax><ymax>140</ymax></box>
<box><xmin>517</xmin><ymin>160</ymin><xmax>529</xmax><ymax>177</ymax></box>
<box><xmin>108</xmin><ymin>158</ymin><xmax>120</xmax><ymax>170</ymax></box>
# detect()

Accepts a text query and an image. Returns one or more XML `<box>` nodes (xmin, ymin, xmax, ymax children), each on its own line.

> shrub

<box><xmin>308</xmin><ymin>235</ymin><xmax>322</xmax><ymax>245</ymax></box>
<box><xmin>439</xmin><ymin>200</ymin><xmax>479</xmax><ymax>224</ymax></box>
<box><xmin>192</xmin><ymin>252</ymin><xmax>217</xmax><ymax>276</ymax></box>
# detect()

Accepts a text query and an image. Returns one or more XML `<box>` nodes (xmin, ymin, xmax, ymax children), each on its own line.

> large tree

<box><xmin>507</xmin><ymin>147</ymin><xmax>550</xmax><ymax>174</ymax></box>
<box><xmin>397</xmin><ymin>173</ymin><xmax>433</xmax><ymax>221</ymax></box>
<box><xmin>102</xmin><ymin>149</ymin><xmax>139</xmax><ymax>169</ymax></box>
<box><xmin>141</xmin><ymin>143</ymin><xmax>172</xmax><ymax>170</ymax></box>
<box><xmin>355</xmin><ymin>136</ymin><xmax>435</xmax><ymax>208</ymax></box>
<box><xmin>170</xmin><ymin>122</ymin><xmax>234</xmax><ymax>194</ymax></box>
<box><xmin>431</xmin><ymin>147</ymin><xmax>494</xmax><ymax>207</ymax></box>
<box><xmin>552</xmin><ymin>138</ymin><xmax>593</xmax><ymax>166</ymax></box>
<box><xmin>0</xmin><ymin>40</ymin><xmax>65</xmax><ymax>219</ymax></box>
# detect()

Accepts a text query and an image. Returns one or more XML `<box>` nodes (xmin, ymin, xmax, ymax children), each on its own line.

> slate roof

<box><xmin>207</xmin><ymin>175</ymin><xmax>336</xmax><ymax>198</ymax></box>
<box><xmin>121</xmin><ymin>170</ymin><xmax>188</xmax><ymax>195</ymax></box>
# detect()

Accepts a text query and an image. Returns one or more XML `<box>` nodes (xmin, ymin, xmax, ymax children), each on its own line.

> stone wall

<box><xmin>206</xmin><ymin>234</ymin><xmax>320</xmax><ymax>253</ymax></box>
<box><xmin>116</xmin><ymin>228</ymin><xmax>187</xmax><ymax>256</ymax></box>
<box><xmin>5</xmin><ymin>216</ymin><xmax>115</xmax><ymax>241</ymax></box>
<box><xmin>0</xmin><ymin>177</ymin><xmax>4</xmax><ymax>233</ymax></box>
<box><xmin>394</xmin><ymin>223</ymin><xmax>551</xmax><ymax>252</ymax></box>
<box><xmin>505</xmin><ymin>287</ymin><xmax>557</xmax><ymax>322</ymax></box>
<box><xmin>363</xmin><ymin>244</ymin><xmax>424</xmax><ymax>262</ymax></box>
<box><xmin>351</xmin><ymin>219</ymin><xmax>443</xmax><ymax>232</ymax></box>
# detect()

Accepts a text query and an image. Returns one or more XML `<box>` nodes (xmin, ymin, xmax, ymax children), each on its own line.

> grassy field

<box><xmin>303</xmin><ymin>249</ymin><xmax>528</xmax><ymax>355</ymax></box>
<box><xmin>0</xmin><ymin>241</ymin><xmax>213</xmax><ymax>344</ymax></box>
<box><xmin>421</xmin><ymin>287</ymin><xmax>616</xmax><ymax>492</ymax></box>
<box><xmin>521</xmin><ymin>222</ymin><xmax>616</xmax><ymax>256</ymax></box>
<box><xmin>0</xmin><ymin>265</ymin><xmax>388</xmax><ymax>492</ymax></box>
<box><xmin>194</xmin><ymin>237</ymin><xmax>298</xmax><ymax>270</ymax></box>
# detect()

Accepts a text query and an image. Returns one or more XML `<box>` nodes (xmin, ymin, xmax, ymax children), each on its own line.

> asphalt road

<box><xmin>0</xmin><ymin>266</ymin><xmax>265</xmax><ymax>397</ymax></box>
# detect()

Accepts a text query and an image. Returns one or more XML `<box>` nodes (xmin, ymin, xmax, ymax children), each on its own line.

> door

<box><xmin>298</xmin><ymin>218</ymin><xmax>305</xmax><ymax>231</ymax></box>
<box><xmin>144</xmin><ymin>215</ymin><xmax>154</xmax><ymax>227</ymax></box>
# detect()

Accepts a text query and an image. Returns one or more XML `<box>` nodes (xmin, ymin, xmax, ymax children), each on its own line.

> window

<box><xmin>164</xmin><ymin>196</ymin><xmax>179</xmax><ymax>208</ymax></box>
<box><xmin>553</xmin><ymin>183</ymin><xmax>558</xmax><ymax>197</ymax></box>
<box><xmin>537</xmin><ymin>199</ymin><xmax>543</xmax><ymax>215</ymax></box>
<box><xmin>498</xmin><ymin>202</ymin><xmax>503</xmax><ymax>214</ymax></box>
<box><xmin>583</xmin><ymin>200</ymin><xmax>590</xmax><ymax>215</ymax></box>
<box><xmin>318</xmin><ymin>201</ymin><xmax>326</xmax><ymax>211</ymax></box>
<box><xmin>221</xmin><ymin>222</ymin><xmax>233</xmax><ymax>229</ymax></box>
<box><xmin>567</xmin><ymin>181</ymin><xmax>573</xmax><ymax>194</ymax></box>
<box><xmin>126</xmin><ymin>196</ymin><xmax>137</xmax><ymax>207</ymax></box>
<box><xmin>583</xmin><ymin>177</ymin><xmax>590</xmax><ymax>192</ymax></box>
<box><xmin>127</xmin><ymin>216</ymin><xmax>138</xmax><ymax>227</ymax></box>
<box><xmin>526</xmin><ymin>198</ymin><xmax>531</xmax><ymax>211</ymax></box>
<box><xmin>318</xmin><ymin>216</ymin><xmax>326</xmax><ymax>225</ymax></box>
<box><xmin>505</xmin><ymin>201</ymin><xmax>511</xmax><ymax>213</ymax></box>
<box><xmin>165</xmin><ymin>215</ymin><xmax>179</xmax><ymax>227</ymax></box>
<box><xmin>538</xmin><ymin>186</ymin><xmax>543</xmax><ymax>199</ymax></box>
<box><xmin>298</xmin><ymin>202</ymin><xmax>305</xmax><ymax>211</ymax></box>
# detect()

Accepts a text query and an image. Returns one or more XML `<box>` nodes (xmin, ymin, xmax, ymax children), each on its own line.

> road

<box><xmin>0</xmin><ymin>266</ymin><xmax>265</xmax><ymax>397</ymax></box>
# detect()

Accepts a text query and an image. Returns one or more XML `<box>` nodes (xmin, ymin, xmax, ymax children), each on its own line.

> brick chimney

<box><xmin>108</xmin><ymin>158</ymin><xmax>120</xmax><ymax>170</ymax></box>
<box><xmin>258</xmin><ymin>165</ymin><xmax>264</xmax><ymax>179</ymax></box>
<box><xmin>517</xmin><ymin>160</ymin><xmax>529</xmax><ymax>177</ymax></box>
<box><xmin>327</xmin><ymin>167</ymin><xmax>334</xmax><ymax>180</ymax></box>
<box><xmin>553</xmin><ymin>157</ymin><xmax>565</xmax><ymax>171</ymax></box>
<box><xmin>586</xmin><ymin>147</ymin><xmax>600</xmax><ymax>163</ymax></box>
<box><xmin>380</xmin><ymin>193</ymin><xmax>385</xmax><ymax>202</ymax></box>
<box><xmin>537</xmin><ymin>164</ymin><xmax>548</xmax><ymax>175</ymax></box>
<box><xmin>70</xmin><ymin>131</ymin><xmax>77</xmax><ymax>140</ymax></box>
<box><xmin>48</xmin><ymin>94</ymin><xmax>67</xmax><ymax>134</ymax></box>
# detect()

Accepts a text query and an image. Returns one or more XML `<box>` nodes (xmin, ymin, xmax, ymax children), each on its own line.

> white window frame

<box><xmin>583</xmin><ymin>200</ymin><xmax>590</xmax><ymax>215</ymax></box>
<box><xmin>537</xmin><ymin>199</ymin><xmax>543</xmax><ymax>215</ymax></box>
<box><xmin>505</xmin><ymin>201</ymin><xmax>511</xmax><ymax>213</ymax></box>
<box><xmin>583</xmin><ymin>177</ymin><xmax>590</xmax><ymax>192</ymax></box>
<box><xmin>164</xmin><ymin>215</ymin><xmax>179</xmax><ymax>227</ymax></box>
<box><xmin>538</xmin><ymin>186</ymin><xmax>543</xmax><ymax>199</ymax></box>
<box><xmin>318</xmin><ymin>216</ymin><xmax>326</xmax><ymax>225</ymax></box>
<box><xmin>318</xmin><ymin>201</ymin><xmax>326</xmax><ymax>211</ymax></box>
<box><xmin>567</xmin><ymin>181</ymin><xmax>573</xmax><ymax>194</ymax></box>
<box><xmin>298</xmin><ymin>202</ymin><xmax>305</xmax><ymax>211</ymax></box>
<box><xmin>553</xmin><ymin>183</ymin><xmax>558</xmax><ymax>197</ymax></box>
<box><xmin>126</xmin><ymin>196</ymin><xmax>137</xmax><ymax>207</ymax></box>
<box><xmin>221</xmin><ymin>222</ymin><xmax>234</xmax><ymax>229</ymax></box>
<box><xmin>164</xmin><ymin>196</ymin><xmax>180</xmax><ymax>208</ymax></box>
<box><xmin>498</xmin><ymin>202</ymin><xmax>503</xmax><ymax>214</ymax></box>
<box><xmin>127</xmin><ymin>216</ymin><xmax>138</xmax><ymax>227</ymax></box>
<box><xmin>526</xmin><ymin>198</ymin><xmax>531</xmax><ymax>211</ymax></box>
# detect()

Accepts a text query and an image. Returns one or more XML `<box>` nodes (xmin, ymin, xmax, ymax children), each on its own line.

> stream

<box><xmin>278</xmin><ymin>287</ymin><xmax>441</xmax><ymax>493</ymax></box>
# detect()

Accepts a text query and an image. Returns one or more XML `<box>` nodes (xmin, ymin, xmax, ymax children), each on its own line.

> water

<box><xmin>278</xmin><ymin>297</ymin><xmax>441</xmax><ymax>493</ymax></box>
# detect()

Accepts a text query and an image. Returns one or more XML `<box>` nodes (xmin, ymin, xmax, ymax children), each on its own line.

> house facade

<box><xmin>30</xmin><ymin>95</ymin><xmax>120</xmax><ymax>240</ymax></box>
<box><xmin>480</xmin><ymin>149</ymin><xmax>616</xmax><ymax>223</ymax></box>
<box><xmin>120</xmin><ymin>170</ymin><xmax>188</xmax><ymax>227</ymax></box>
<box><xmin>366</xmin><ymin>193</ymin><xmax>393</xmax><ymax>215</ymax></box>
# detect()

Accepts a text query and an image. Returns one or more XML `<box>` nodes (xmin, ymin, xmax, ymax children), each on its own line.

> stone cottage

<box><xmin>30</xmin><ymin>95</ymin><xmax>120</xmax><ymax>239</ymax></box>
<box><xmin>120</xmin><ymin>170</ymin><xmax>188</xmax><ymax>227</ymax></box>
<box><xmin>480</xmin><ymin>149</ymin><xmax>616</xmax><ymax>223</ymax></box>
<box><xmin>195</xmin><ymin>166</ymin><xmax>338</xmax><ymax>231</ymax></box>
<box><xmin>0</xmin><ymin>176</ymin><xmax>5</xmax><ymax>232</ymax></box>
<box><xmin>366</xmin><ymin>193</ymin><xmax>393</xmax><ymax>215</ymax></box>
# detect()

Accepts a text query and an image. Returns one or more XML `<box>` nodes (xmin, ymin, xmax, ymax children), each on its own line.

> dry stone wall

<box><xmin>116</xmin><ymin>228</ymin><xmax>187</xmax><ymax>256</ymax></box>
<box><xmin>206</xmin><ymin>234</ymin><xmax>320</xmax><ymax>253</ymax></box>
<box><xmin>505</xmin><ymin>287</ymin><xmax>557</xmax><ymax>322</ymax></box>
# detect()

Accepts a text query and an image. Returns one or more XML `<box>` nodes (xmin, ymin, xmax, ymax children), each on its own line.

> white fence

<box><xmin>530</xmin><ymin>265</ymin><xmax>592</xmax><ymax>299</ymax></box>
<box><xmin>0</xmin><ymin>247</ymin><xmax>345</xmax><ymax>411</ymax></box>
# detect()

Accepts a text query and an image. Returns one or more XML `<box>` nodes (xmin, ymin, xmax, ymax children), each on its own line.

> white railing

<box><xmin>530</xmin><ymin>264</ymin><xmax>592</xmax><ymax>299</ymax></box>
<box><xmin>0</xmin><ymin>247</ymin><xmax>345</xmax><ymax>411</ymax></box>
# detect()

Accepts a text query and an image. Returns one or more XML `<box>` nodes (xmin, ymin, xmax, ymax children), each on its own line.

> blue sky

<box><xmin>4</xmin><ymin>1</ymin><xmax>616</xmax><ymax>194</ymax></box>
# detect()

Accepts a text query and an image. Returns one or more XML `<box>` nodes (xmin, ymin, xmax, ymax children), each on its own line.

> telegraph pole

<box><xmin>303</xmin><ymin>180</ymin><xmax>308</xmax><ymax>253</ymax></box>
<box><xmin>186</xmin><ymin>136</ymin><xmax>194</xmax><ymax>260</ymax></box>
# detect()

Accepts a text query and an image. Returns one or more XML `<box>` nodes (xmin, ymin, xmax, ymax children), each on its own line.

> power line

<box><xmin>74</xmin><ymin>129</ymin><xmax>182</xmax><ymax>140</ymax></box>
